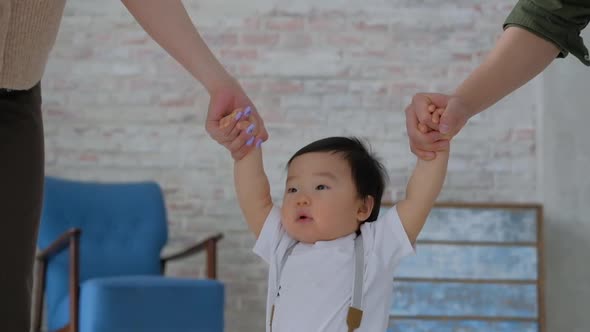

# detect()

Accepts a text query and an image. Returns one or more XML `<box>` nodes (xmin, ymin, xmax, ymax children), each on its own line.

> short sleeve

<box><xmin>504</xmin><ymin>0</ymin><xmax>590</xmax><ymax>65</ymax></box>
<box><xmin>360</xmin><ymin>205</ymin><xmax>415</xmax><ymax>268</ymax></box>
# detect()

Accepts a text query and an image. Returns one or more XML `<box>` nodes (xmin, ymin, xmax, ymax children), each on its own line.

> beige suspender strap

<box><xmin>347</xmin><ymin>234</ymin><xmax>364</xmax><ymax>331</ymax></box>
<box><xmin>270</xmin><ymin>305</ymin><xmax>275</xmax><ymax>332</ymax></box>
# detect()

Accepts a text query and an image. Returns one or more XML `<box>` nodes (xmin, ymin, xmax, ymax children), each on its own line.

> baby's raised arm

<box><xmin>220</xmin><ymin>109</ymin><xmax>273</xmax><ymax>238</ymax></box>
<box><xmin>397</xmin><ymin>104</ymin><xmax>450</xmax><ymax>243</ymax></box>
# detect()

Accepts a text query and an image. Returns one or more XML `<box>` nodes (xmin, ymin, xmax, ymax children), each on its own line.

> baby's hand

<box><xmin>429</xmin><ymin>104</ymin><xmax>445</xmax><ymax>125</ymax></box>
<box><xmin>418</xmin><ymin>104</ymin><xmax>445</xmax><ymax>134</ymax></box>
<box><xmin>219</xmin><ymin>108</ymin><xmax>261</xmax><ymax>147</ymax></box>
<box><xmin>220</xmin><ymin>108</ymin><xmax>243</xmax><ymax>129</ymax></box>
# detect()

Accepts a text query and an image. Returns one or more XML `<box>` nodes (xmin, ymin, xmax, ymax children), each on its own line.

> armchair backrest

<box><xmin>38</xmin><ymin>177</ymin><xmax>168</xmax><ymax>320</ymax></box>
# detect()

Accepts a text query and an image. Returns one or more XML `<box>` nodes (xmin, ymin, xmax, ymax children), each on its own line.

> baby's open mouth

<box><xmin>296</xmin><ymin>214</ymin><xmax>313</xmax><ymax>223</ymax></box>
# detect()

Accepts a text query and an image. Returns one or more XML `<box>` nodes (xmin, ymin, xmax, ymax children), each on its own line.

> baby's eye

<box><xmin>316</xmin><ymin>184</ymin><xmax>329</xmax><ymax>190</ymax></box>
<box><xmin>287</xmin><ymin>187</ymin><xmax>297</xmax><ymax>193</ymax></box>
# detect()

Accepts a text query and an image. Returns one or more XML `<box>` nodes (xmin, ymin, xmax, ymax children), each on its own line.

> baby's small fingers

<box><xmin>432</xmin><ymin>112</ymin><xmax>440</xmax><ymax>124</ymax></box>
<box><xmin>219</xmin><ymin>108</ymin><xmax>244</xmax><ymax>134</ymax></box>
<box><xmin>228</xmin><ymin>127</ymin><xmax>253</xmax><ymax>152</ymax></box>
<box><xmin>432</xmin><ymin>108</ymin><xmax>445</xmax><ymax>124</ymax></box>
<box><xmin>418</xmin><ymin>123</ymin><xmax>429</xmax><ymax>134</ymax></box>
<box><xmin>433</xmin><ymin>139</ymin><xmax>450</xmax><ymax>151</ymax></box>
<box><xmin>428</xmin><ymin>104</ymin><xmax>436</xmax><ymax>113</ymax></box>
<box><xmin>412</xmin><ymin>146</ymin><xmax>436</xmax><ymax>161</ymax></box>
<box><xmin>219</xmin><ymin>109</ymin><xmax>240</xmax><ymax>128</ymax></box>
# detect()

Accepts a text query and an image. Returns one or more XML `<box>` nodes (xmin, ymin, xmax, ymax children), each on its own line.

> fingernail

<box><xmin>246</xmin><ymin>123</ymin><xmax>255</xmax><ymax>134</ymax></box>
<box><xmin>246</xmin><ymin>136</ymin><xmax>255</xmax><ymax>146</ymax></box>
<box><xmin>244</xmin><ymin>106</ymin><xmax>252</xmax><ymax>117</ymax></box>
<box><xmin>440</xmin><ymin>124</ymin><xmax>449</xmax><ymax>133</ymax></box>
<box><xmin>235</xmin><ymin>111</ymin><xmax>243</xmax><ymax>120</ymax></box>
<box><xmin>256</xmin><ymin>138</ymin><xmax>263</xmax><ymax>148</ymax></box>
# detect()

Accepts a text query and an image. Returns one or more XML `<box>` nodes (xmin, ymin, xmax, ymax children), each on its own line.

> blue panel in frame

<box><xmin>391</xmin><ymin>281</ymin><xmax>538</xmax><ymax>317</ymax></box>
<box><xmin>379</xmin><ymin>206</ymin><xmax>537</xmax><ymax>243</ymax></box>
<box><xmin>394</xmin><ymin>244</ymin><xmax>538</xmax><ymax>280</ymax></box>
<box><xmin>387</xmin><ymin>320</ymin><xmax>538</xmax><ymax>332</ymax></box>
<box><xmin>420</xmin><ymin>207</ymin><xmax>537</xmax><ymax>243</ymax></box>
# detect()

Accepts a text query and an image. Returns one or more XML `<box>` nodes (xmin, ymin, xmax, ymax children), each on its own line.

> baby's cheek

<box><xmin>317</xmin><ymin>215</ymin><xmax>337</xmax><ymax>234</ymax></box>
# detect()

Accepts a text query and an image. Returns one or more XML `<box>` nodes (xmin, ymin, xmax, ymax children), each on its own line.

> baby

<box><xmin>221</xmin><ymin>107</ymin><xmax>449</xmax><ymax>331</ymax></box>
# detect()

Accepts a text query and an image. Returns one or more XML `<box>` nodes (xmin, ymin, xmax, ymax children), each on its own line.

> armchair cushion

<box><xmin>49</xmin><ymin>275</ymin><xmax>224</xmax><ymax>332</ymax></box>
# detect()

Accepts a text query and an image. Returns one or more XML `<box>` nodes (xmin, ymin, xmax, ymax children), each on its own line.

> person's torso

<box><xmin>0</xmin><ymin>0</ymin><xmax>67</xmax><ymax>89</ymax></box>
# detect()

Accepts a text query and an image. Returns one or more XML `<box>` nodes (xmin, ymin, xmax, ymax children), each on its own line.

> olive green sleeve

<box><xmin>504</xmin><ymin>0</ymin><xmax>590</xmax><ymax>65</ymax></box>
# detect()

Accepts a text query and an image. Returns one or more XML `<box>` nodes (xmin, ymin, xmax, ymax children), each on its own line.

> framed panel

<box><xmin>383</xmin><ymin>202</ymin><xmax>545</xmax><ymax>332</ymax></box>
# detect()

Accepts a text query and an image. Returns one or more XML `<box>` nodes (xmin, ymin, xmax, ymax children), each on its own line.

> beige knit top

<box><xmin>0</xmin><ymin>0</ymin><xmax>67</xmax><ymax>90</ymax></box>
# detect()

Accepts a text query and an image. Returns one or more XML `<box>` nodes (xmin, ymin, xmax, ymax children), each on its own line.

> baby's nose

<box><xmin>296</xmin><ymin>194</ymin><xmax>310</xmax><ymax>206</ymax></box>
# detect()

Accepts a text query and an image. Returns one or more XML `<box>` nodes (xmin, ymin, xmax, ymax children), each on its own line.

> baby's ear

<box><xmin>357</xmin><ymin>196</ymin><xmax>375</xmax><ymax>222</ymax></box>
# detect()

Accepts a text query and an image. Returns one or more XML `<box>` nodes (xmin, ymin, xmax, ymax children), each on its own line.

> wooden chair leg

<box><xmin>206</xmin><ymin>239</ymin><xmax>217</xmax><ymax>279</ymax></box>
<box><xmin>32</xmin><ymin>259</ymin><xmax>46</xmax><ymax>332</ymax></box>
<box><xmin>69</xmin><ymin>236</ymin><xmax>80</xmax><ymax>332</ymax></box>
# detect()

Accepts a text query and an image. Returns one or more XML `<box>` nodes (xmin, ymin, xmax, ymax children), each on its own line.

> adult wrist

<box><xmin>450</xmin><ymin>92</ymin><xmax>481</xmax><ymax>119</ymax></box>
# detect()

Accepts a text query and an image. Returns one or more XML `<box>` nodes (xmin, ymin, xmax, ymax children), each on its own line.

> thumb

<box><xmin>439</xmin><ymin>109</ymin><xmax>461</xmax><ymax>137</ymax></box>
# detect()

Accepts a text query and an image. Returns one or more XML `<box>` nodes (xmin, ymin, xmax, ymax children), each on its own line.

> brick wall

<box><xmin>43</xmin><ymin>1</ymin><xmax>539</xmax><ymax>330</ymax></box>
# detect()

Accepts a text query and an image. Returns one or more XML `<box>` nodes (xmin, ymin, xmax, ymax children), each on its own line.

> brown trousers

<box><xmin>0</xmin><ymin>83</ymin><xmax>44</xmax><ymax>332</ymax></box>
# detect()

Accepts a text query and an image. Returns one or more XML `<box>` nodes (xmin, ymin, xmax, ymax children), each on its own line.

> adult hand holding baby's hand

<box><xmin>405</xmin><ymin>93</ymin><xmax>471</xmax><ymax>160</ymax></box>
<box><xmin>206</xmin><ymin>78</ymin><xmax>268</xmax><ymax>160</ymax></box>
<box><xmin>217</xmin><ymin>107</ymin><xmax>264</xmax><ymax>160</ymax></box>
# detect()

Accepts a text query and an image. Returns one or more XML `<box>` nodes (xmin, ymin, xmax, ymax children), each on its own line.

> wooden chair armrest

<box><xmin>33</xmin><ymin>228</ymin><xmax>81</xmax><ymax>332</ymax></box>
<box><xmin>160</xmin><ymin>233</ymin><xmax>223</xmax><ymax>279</ymax></box>
<box><xmin>36</xmin><ymin>228</ymin><xmax>81</xmax><ymax>260</ymax></box>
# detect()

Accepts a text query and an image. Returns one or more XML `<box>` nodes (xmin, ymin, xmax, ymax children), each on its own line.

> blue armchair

<box><xmin>33</xmin><ymin>177</ymin><xmax>224</xmax><ymax>332</ymax></box>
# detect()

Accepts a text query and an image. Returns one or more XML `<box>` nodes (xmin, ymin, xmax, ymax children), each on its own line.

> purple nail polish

<box><xmin>246</xmin><ymin>123</ymin><xmax>255</xmax><ymax>134</ymax></box>
<box><xmin>246</xmin><ymin>136</ymin><xmax>255</xmax><ymax>146</ymax></box>
<box><xmin>256</xmin><ymin>138</ymin><xmax>263</xmax><ymax>148</ymax></box>
<box><xmin>244</xmin><ymin>106</ymin><xmax>252</xmax><ymax>117</ymax></box>
<box><xmin>235</xmin><ymin>111</ymin><xmax>243</xmax><ymax>120</ymax></box>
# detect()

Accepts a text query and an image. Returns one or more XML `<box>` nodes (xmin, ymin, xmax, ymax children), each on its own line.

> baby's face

<box><xmin>281</xmin><ymin>152</ymin><xmax>371</xmax><ymax>243</ymax></box>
